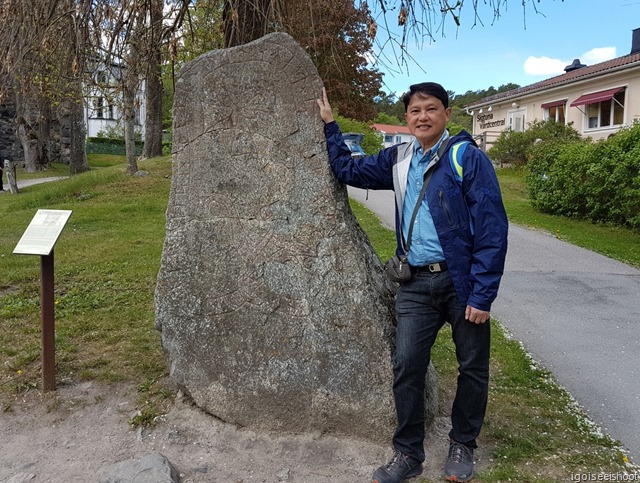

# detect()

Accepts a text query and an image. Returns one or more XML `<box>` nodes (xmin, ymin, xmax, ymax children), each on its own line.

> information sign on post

<box><xmin>13</xmin><ymin>209</ymin><xmax>73</xmax><ymax>391</ymax></box>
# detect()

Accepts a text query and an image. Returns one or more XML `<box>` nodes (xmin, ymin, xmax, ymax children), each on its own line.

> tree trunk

<box><xmin>67</xmin><ymin>97</ymin><xmax>89</xmax><ymax>175</ymax></box>
<box><xmin>124</xmin><ymin>84</ymin><xmax>138</xmax><ymax>175</ymax></box>
<box><xmin>37</xmin><ymin>94</ymin><xmax>52</xmax><ymax>169</ymax></box>
<box><xmin>141</xmin><ymin>0</ymin><xmax>164</xmax><ymax>159</ymax></box>
<box><xmin>14</xmin><ymin>91</ymin><xmax>38</xmax><ymax>173</ymax></box>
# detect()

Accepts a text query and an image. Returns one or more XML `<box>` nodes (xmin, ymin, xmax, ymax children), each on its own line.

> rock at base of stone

<box><xmin>98</xmin><ymin>453</ymin><xmax>180</xmax><ymax>483</ymax></box>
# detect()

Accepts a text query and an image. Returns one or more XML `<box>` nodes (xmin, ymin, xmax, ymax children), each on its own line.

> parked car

<box><xmin>343</xmin><ymin>132</ymin><xmax>366</xmax><ymax>159</ymax></box>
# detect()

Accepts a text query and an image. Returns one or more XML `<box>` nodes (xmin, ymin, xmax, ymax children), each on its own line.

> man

<box><xmin>317</xmin><ymin>82</ymin><xmax>508</xmax><ymax>482</ymax></box>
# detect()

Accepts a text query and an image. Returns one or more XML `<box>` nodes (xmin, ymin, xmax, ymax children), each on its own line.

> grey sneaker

<box><xmin>444</xmin><ymin>441</ymin><xmax>474</xmax><ymax>481</ymax></box>
<box><xmin>372</xmin><ymin>450</ymin><xmax>423</xmax><ymax>483</ymax></box>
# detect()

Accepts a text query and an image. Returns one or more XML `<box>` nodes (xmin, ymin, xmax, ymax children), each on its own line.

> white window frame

<box><xmin>583</xmin><ymin>91</ymin><xmax>626</xmax><ymax>131</ymax></box>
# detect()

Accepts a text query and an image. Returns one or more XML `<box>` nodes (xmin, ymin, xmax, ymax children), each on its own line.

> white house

<box><xmin>466</xmin><ymin>28</ymin><xmax>640</xmax><ymax>148</ymax></box>
<box><xmin>371</xmin><ymin>123</ymin><xmax>415</xmax><ymax>148</ymax></box>
<box><xmin>83</xmin><ymin>62</ymin><xmax>146</xmax><ymax>138</ymax></box>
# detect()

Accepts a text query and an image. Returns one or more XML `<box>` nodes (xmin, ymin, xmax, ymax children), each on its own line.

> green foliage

<box><xmin>448</xmin><ymin>105</ymin><xmax>472</xmax><ymax>133</ymax></box>
<box><xmin>373</xmin><ymin>92</ymin><xmax>405</xmax><ymax>123</ymax></box>
<box><xmin>488</xmin><ymin>119</ymin><xmax>582</xmax><ymax>165</ymax></box>
<box><xmin>96</xmin><ymin>123</ymin><xmax>142</xmax><ymax>142</ymax></box>
<box><xmin>450</xmin><ymin>83</ymin><xmax>520</xmax><ymax>108</ymax></box>
<box><xmin>374</xmin><ymin>111</ymin><xmax>403</xmax><ymax>126</ymax></box>
<box><xmin>86</xmin><ymin>137</ymin><xmax>171</xmax><ymax>157</ymax></box>
<box><xmin>87</xmin><ymin>137</ymin><xmax>129</xmax><ymax>146</ymax></box>
<box><xmin>334</xmin><ymin>113</ymin><xmax>383</xmax><ymax>155</ymax></box>
<box><xmin>447</xmin><ymin>121</ymin><xmax>465</xmax><ymax>136</ymax></box>
<box><xmin>177</xmin><ymin>0</ymin><xmax>224</xmax><ymax>62</ymax></box>
<box><xmin>526</xmin><ymin>121</ymin><xmax>640</xmax><ymax>230</ymax></box>
<box><xmin>86</xmin><ymin>137</ymin><xmax>144</xmax><ymax>156</ymax></box>
<box><xmin>527</xmin><ymin>140</ymin><xmax>591</xmax><ymax>217</ymax></box>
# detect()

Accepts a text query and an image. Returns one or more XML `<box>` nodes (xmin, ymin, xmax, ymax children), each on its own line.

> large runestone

<box><xmin>156</xmin><ymin>32</ymin><xmax>437</xmax><ymax>443</ymax></box>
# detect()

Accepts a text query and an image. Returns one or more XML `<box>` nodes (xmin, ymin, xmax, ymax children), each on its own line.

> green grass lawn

<box><xmin>1</xmin><ymin>156</ymin><xmax>637</xmax><ymax>481</ymax></box>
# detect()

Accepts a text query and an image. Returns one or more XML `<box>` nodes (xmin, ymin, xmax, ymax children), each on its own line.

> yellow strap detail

<box><xmin>452</xmin><ymin>143</ymin><xmax>463</xmax><ymax>179</ymax></box>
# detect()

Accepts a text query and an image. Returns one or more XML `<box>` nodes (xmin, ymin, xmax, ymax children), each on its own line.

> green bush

<box><xmin>527</xmin><ymin>139</ymin><xmax>592</xmax><ymax>217</ymax></box>
<box><xmin>96</xmin><ymin>122</ymin><xmax>142</xmax><ymax>142</ymax></box>
<box><xmin>489</xmin><ymin>119</ymin><xmax>582</xmax><ymax>165</ymax></box>
<box><xmin>526</xmin><ymin>121</ymin><xmax>640</xmax><ymax>229</ymax></box>
<box><xmin>86</xmin><ymin>137</ymin><xmax>143</xmax><ymax>156</ymax></box>
<box><xmin>447</xmin><ymin>121</ymin><xmax>465</xmax><ymax>136</ymax></box>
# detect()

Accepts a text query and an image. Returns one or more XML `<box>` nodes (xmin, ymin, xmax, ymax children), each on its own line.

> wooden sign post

<box><xmin>13</xmin><ymin>209</ymin><xmax>73</xmax><ymax>391</ymax></box>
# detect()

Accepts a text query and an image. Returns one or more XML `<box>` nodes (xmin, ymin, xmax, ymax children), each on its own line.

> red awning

<box><xmin>570</xmin><ymin>87</ymin><xmax>624</xmax><ymax>107</ymax></box>
<box><xmin>541</xmin><ymin>99</ymin><xmax>566</xmax><ymax>109</ymax></box>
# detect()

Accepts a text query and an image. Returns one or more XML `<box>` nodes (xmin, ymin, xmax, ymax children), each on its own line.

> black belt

<box><xmin>411</xmin><ymin>261</ymin><xmax>448</xmax><ymax>273</ymax></box>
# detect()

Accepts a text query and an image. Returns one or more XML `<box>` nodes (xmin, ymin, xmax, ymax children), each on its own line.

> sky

<box><xmin>373</xmin><ymin>0</ymin><xmax>640</xmax><ymax>97</ymax></box>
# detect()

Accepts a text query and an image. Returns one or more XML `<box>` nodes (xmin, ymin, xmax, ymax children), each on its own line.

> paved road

<box><xmin>348</xmin><ymin>186</ymin><xmax>640</xmax><ymax>463</ymax></box>
<box><xmin>0</xmin><ymin>176</ymin><xmax>68</xmax><ymax>194</ymax></box>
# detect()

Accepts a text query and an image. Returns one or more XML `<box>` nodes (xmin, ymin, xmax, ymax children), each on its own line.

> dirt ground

<box><xmin>0</xmin><ymin>380</ymin><xmax>493</xmax><ymax>483</ymax></box>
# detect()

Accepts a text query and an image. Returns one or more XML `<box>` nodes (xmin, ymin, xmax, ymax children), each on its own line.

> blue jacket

<box><xmin>324</xmin><ymin>121</ymin><xmax>508</xmax><ymax>311</ymax></box>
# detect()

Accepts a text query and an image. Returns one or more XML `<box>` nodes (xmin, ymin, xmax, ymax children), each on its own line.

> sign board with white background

<box><xmin>13</xmin><ymin>209</ymin><xmax>73</xmax><ymax>256</ymax></box>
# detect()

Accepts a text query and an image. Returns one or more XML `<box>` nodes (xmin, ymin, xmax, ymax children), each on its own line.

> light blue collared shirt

<box><xmin>401</xmin><ymin>131</ymin><xmax>449</xmax><ymax>266</ymax></box>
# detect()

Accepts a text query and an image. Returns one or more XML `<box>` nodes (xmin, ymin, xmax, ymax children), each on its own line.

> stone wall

<box><xmin>0</xmin><ymin>96</ymin><xmax>70</xmax><ymax>166</ymax></box>
<box><xmin>0</xmin><ymin>100</ymin><xmax>21</xmax><ymax>163</ymax></box>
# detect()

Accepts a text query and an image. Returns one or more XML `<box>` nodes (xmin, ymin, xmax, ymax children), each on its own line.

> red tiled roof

<box><xmin>466</xmin><ymin>52</ymin><xmax>640</xmax><ymax>108</ymax></box>
<box><xmin>371</xmin><ymin>123</ymin><xmax>413</xmax><ymax>135</ymax></box>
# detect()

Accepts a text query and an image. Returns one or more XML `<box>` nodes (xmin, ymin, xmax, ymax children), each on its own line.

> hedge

<box><xmin>86</xmin><ymin>137</ymin><xmax>172</xmax><ymax>156</ymax></box>
<box><xmin>527</xmin><ymin>122</ymin><xmax>640</xmax><ymax>230</ymax></box>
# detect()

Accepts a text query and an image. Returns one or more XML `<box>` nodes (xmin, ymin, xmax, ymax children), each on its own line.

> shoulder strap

<box><xmin>449</xmin><ymin>141</ymin><xmax>470</xmax><ymax>184</ymax></box>
<box><xmin>401</xmin><ymin>137</ymin><xmax>452</xmax><ymax>254</ymax></box>
<box><xmin>449</xmin><ymin>140</ymin><xmax>476</xmax><ymax>235</ymax></box>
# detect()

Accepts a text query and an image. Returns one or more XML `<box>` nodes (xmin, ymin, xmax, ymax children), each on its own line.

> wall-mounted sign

<box><xmin>477</xmin><ymin>113</ymin><xmax>507</xmax><ymax>130</ymax></box>
<box><xmin>13</xmin><ymin>209</ymin><xmax>73</xmax><ymax>256</ymax></box>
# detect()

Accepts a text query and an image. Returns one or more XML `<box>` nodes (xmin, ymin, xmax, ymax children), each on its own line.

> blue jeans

<box><xmin>392</xmin><ymin>269</ymin><xmax>490</xmax><ymax>462</ymax></box>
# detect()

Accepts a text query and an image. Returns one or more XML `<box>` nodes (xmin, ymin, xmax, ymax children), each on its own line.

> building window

<box><xmin>384</xmin><ymin>135</ymin><xmax>393</xmax><ymax>143</ymax></box>
<box><xmin>97</xmin><ymin>70</ymin><xmax>108</xmax><ymax>85</ymax></box>
<box><xmin>571</xmin><ymin>88</ymin><xmax>626</xmax><ymax>130</ymax></box>
<box><xmin>543</xmin><ymin>102</ymin><xmax>566</xmax><ymax>123</ymax></box>
<box><xmin>586</xmin><ymin>91</ymin><xmax>625</xmax><ymax>129</ymax></box>
<box><xmin>93</xmin><ymin>97</ymin><xmax>104</xmax><ymax>119</ymax></box>
<box><xmin>395</xmin><ymin>135</ymin><xmax>402</xmax><ymax>144</ymax></box>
